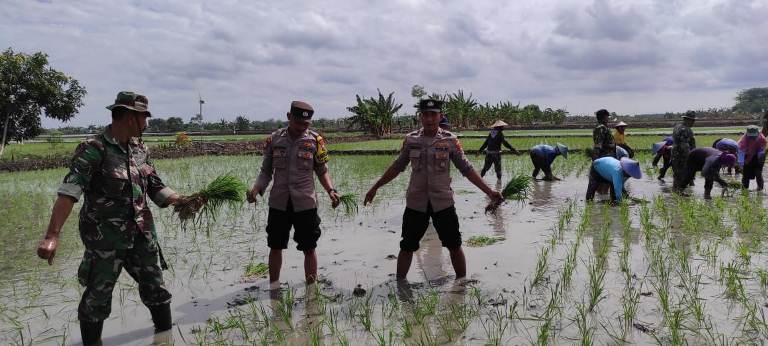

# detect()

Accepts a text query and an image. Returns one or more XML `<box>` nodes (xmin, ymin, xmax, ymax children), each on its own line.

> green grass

<box><xmin>466</xmin><ymin>235</ymin><xmax>505</xmax><ymax>247</ymax></box>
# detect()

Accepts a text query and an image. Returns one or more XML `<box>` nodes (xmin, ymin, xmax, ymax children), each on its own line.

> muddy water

<box><xmin>1</xmin><ymin>154</ymin><xmax>767</xmax><ymax>345</ymax></box>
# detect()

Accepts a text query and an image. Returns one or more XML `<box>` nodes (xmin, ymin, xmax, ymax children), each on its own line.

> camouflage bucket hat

<box><xmin>682</xmin><ymin>110</ymin><xmax>696</xmax><ymax>120</ymax></box>
<box><xmin>106</xmin><ymin>91</ymin><xmax>152</xmax><ymax>117</ymax></box>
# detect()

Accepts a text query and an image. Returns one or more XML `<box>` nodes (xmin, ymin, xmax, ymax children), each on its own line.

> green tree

<box><xmin>165</xmin><ymin>116</ymin><xmax>184</xmax><ymax>132</ymax></box>
<box><xmin>148</xmin><ymin>118</ymin><xmax>167</xmax><ymax>132</ymax></box>
<box><xmin>347</xmin><ymin>89</ymin><xmax>403</xmax><ymax>137</ymax></box>
<box><xmin>411</xmin><ymin>84</ymin><xmax>426</xmax><ymax>100</ymax></box>
<box><xmin>444</xmin><ymin>90</ymin><xmax>478</xmax><ymax>129</ymax></box>
<box><xmin>234</xmin><ymin>115</ymin><xmax>250</xmax><ymax>131</ymax></box>
<box><xmin>0</xmin><ymin>48</ymin><xmax>86</xmax><ymax>157</ymax></box>
<box><xmin>733</xmin><ymin>87</ymin><xmax>768</xmax><ymax>114</ymax></box>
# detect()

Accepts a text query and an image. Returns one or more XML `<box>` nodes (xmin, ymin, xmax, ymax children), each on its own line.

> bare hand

<box><xmin>247</xmin><ymin>186</ymin><xmax>262</xmax><ymax>204</ymax></box>
<box><xmin>487</xmin><ymin>190</ymin><xmax>503</xmax><ymax>203</ymax></box>
<box><xmin>329</xmin><ymin>190</ymin><xmax>341</xmax><ymax>208</ymax></box>
<box><xmin>37</xmin><ymin>236</ymin><xmax>58</xmax><ymax>265</ymax></box>
<box><xmin>364</xmin><ymin>188</ymin><xmax>378</xmax><ymax>206</ymax></box>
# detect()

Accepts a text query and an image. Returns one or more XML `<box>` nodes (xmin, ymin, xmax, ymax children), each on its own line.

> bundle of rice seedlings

<box><xmin>467</xmin><ymin>235</ymin><xmax>505</xmax><ymax>247</ymax></box>
<box><xmin>338</xmin><ymin>193</ymin><xmax>358</xmax><ymax>215</ymax></box>
<box><xmin>174</xmin><ymin>174</ymin><xmax>247</xmax><ymax>222</ymax></box>
<box><xmin>485</xmin><ymin>174</ymin><xmax>531</xmax><ymax>214</ymax></box>
<box><xmin>243</xmin><ymin>262</ymin><xmax>269</xmax><ymax>279</ymax></box>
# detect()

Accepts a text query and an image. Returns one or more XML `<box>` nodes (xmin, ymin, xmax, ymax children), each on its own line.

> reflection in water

<box><xmin>415</xmin><ymin>226</ymin><xmax>447</xmax><ymax>281</ymax></box>
<box><xmin>530</xmin><ymin>180</ymin><xmax>554</xmax><ymax>207</ymax></box>
<box><xmin>490</xmin><ymin>180</ymin><xmax>506</xmax><ymax>235</ymax></box>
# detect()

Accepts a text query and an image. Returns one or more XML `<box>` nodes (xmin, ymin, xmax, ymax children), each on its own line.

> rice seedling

<box><xmin>435</xmin><ymin>312</ymin><xmax>456</xmax><ymax>342</ymax></box>
<box><xmin>531</xmin><ymin>247</ymin><xmax>550</xmax><ymax>289</ymax></box>
<box><xmin>275</xmin><ymin>288</ymin><xmax>295</xmax><ymax>330</ymax></box>
<box><xmin>621</xmin><ymin>284</ymin><xmax>640</xmax><ymax>328</ymax></box>
<box><xmin>448</xmin><ymin>302</ymin><xmax>474</xmax><ymax>330</ymax></box>
<box><xmin>719</xmin><ymin>261</ymin><xmax>746</xmax><ymax>301</ymax></box>
<box><xmin>400</xmin><ymin>316</ymin><xmax>413</xmax><ymax>338</ymax></box>
<box><xmin>174</xmin><ymin>174</ymin><xmax>247</xmax><ymax>222</ymax></box>
<box><xmin>586</xmin><ymin>258</ymin><xmax>606</xmax><ymax>312</ymax></box>
<box><xmin>338</xmin><ymin>193</ymin><xmax>358</xmax><ymax>215</ymax></box>
<box><xmin>243</xmin><ymin>262</ymin><xmax>269</xmax><ymax>279</ymax></box>
<box><xmin>372</xmin><ymin>327</ymin><xmax>395</xmax><ymax>346</ymax></box>
<box><xmin>574</xmin><ymin>302</ymin><xmax>594</xmax><ymax>346</ymax></box>
<box><xmin>308</xmin><ymin>323</ymin><xmax>322</xmax><ymax>346</ymax></box>
<box><xmin>756</xmin><ymin>268</ymin><xmax>768</xmax><ymax>289</ymax></box>
<box><xmin>481</xmin><ymin>307</ymin><xmax>509</xmax><ymax>346</ymax></box>
<box><xmin>560</xmin><ymin>242</ymin><xmax>578</xmax><ymax>290</ymax></box>
<box><xmin>466</xmin><ymin>235</ymin><xmax>505</xmax><ymax>247</ymax></box>
<box><xmin>485</xmin><ymin>174</ymin><xmax>531</xmax><ymax>214</ymax></box>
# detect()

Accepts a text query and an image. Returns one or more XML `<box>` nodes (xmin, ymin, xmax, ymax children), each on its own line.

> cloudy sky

<box><xmin>2</xmin><ymin>0</ymin><xmax>767</xmax><ymax>126</ymax></box>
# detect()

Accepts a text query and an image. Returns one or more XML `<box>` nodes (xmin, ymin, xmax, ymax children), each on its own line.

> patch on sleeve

<box><xmin>314</xmin><ymin>135</ymin><xmax>330</xmax><ymax>164</ymax></box>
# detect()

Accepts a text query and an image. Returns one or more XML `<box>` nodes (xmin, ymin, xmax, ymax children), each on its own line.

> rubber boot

<box><xmin>80</xmin><ymin>320</ymin><xmax>104</xmax><ymax>346</ymax></box>
<box><xmin>149</xmin><ymin>303</ymin><xmax>173</xmax><ymax>333</ymax></box>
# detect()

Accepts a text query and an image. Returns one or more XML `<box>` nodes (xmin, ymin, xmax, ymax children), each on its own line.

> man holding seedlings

<box><xmin>592</xmin><ymin>109</ymin><xmax>615</xmax><ymax>160</ymax></box>
<box><xmin>363</xmin><ymin>99</ymin><xmax>502</xmax><ymax>281</ymax></box>
<box><xmin>585</xmin><ymin>157</ymin><xmax>642</xmax><ymax>202</ymax></box>
<box><xmin>479</xmin><ymin>119</ymin><xmax>519</xmax><ymax>180</ymax></box>
<box><xmin>529</xmin><ymin>143</ymin><xmax>568</xmax><ymax>181</ymax></box>
<box><xmin>36</xmin><ymin>92</ymin><xmax>187</xmax><ymax>345</ymax></box>
<box><xmin>681</xmin><ymin>148</ymin><xmax>737</xmax><ymax>199</ymax></box>
<box><xmin>737</xmin><ymin>125</ymin><xmax>766</xmax><ymax>190</ymax></box>
<box><xmin>248</xmin><ymin>101</ymin><xmax>340</xmax><ymax>285</ymax></box>
<box><xmin>672</xmin><ymin>111</ymin><xmax>697</xmax><ymax>191</ymax></box>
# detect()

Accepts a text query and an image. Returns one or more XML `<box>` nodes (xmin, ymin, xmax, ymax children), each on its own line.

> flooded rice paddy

<box><xmin>1</xmin><ymin>153</ymin><xmax>767</xmax><ymax>345</ymax></box>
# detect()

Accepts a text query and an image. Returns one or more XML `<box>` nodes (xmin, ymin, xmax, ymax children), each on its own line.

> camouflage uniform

<box><xmin>255</xmin><ymin>127</ymin><xmax>330</xmax><ymax>250</ymax></box>
<box><xmin>57</xmin><ymin>125</ymin><xmax>175</xmax><ymax>322</ymax></box>
<box><xmin>390</xmin><ymin>128</ymin><xmax>474</xmax><ymax>250</ymax></box>
<box><xmin>592</xmin><ymin>124</ymin><xmax>615</xmax><ymax>159</ymax></box>
<box><xmin>671</xmin><ymin>123</ymin><xmax>696</xmax><ymax>189</ymax></box>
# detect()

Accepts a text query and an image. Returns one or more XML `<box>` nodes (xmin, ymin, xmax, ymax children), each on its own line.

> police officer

<box><xmin>248</xmin><ymin>101</ymin><xmax>340</xmax><ymax>285</ymax></box>
<box><xmin>672</xmin><ymin>111</ymin><xmax>697</xmax><ymax>191</ymax></box>
<box><xmin>681</xmin><ymin>148</ymin><xmax>736</xmax><ymax>199</ymax></box>
<box><xmin>592</xmin><ymin>109</ymin><xmax>615</xmax><ymax>159</ymax></box>
<box><xmin>36</xmin><ymin>91</ymin><xmax>186</xmax><ymax>345</ymax></box>
<box><xmin>363</xmin><ymin>99</ymin><xmax>502</xmax><ymax>281</ymax></box>
<box><xmin>479</xmin><ymin>120</ymin><xmax>519</xmax><ymax>180</ymax></box>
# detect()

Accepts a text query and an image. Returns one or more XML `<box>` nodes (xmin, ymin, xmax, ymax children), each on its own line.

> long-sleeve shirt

<box><xmin>57</xmin><ymin>125</ymin><xmax>176</xmax><ymax>250</ymax></box>
<box><xmin>737</xmin><ymin>134</ymin><xmax>767</xmax><ymax>164</ymax></box>
<box><xmin>688</xmin><ymin>148</ymin><xmax>727</xmax><ymax>186</ymax></box>
<box><xmin>478</xmin><ymin>130</ymin><xmax>515</xmax><ymax>154</ymax></box>
<box><xmin>391</xmin><ymin>128</ymin><xmax>474</xmax><ymax>212</ymax></box>
<box><xmin>530</xmin><ymin>144</ymin><xmax>558</xmax><ymax>167</ymax></box>
<box><xmin>593</xmin><ymin>124</ymin><xmax>615</xmax><ymax>158</ymax></box>
<box><xmin>613</xmin><ymin>130</ymin><xmax>627</xmax><ymax>145</ymax></box>
<box><xmin>593</xmin><ymin>157</ymin><xmax>627</xmax><ymax>201</ymax></box>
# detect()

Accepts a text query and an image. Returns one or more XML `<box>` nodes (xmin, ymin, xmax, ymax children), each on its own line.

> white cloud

<box><xmin>0</xmin><ymin>0</ymin><xmax>765</xmax><ymax>127</ymax></box>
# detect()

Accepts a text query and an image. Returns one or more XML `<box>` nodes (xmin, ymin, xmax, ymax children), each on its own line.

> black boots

<box><xmin>80</xmin><ymin>320</ymin><xmax>103</xmax><ymax>346</ymax></box>
<box><xmin>149</xmin><ymin>303</ymin><xmax>173</xmax><ymax>332</ymax></box>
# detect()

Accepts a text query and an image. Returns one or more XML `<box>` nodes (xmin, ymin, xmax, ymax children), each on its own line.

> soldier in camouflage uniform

<box><xmin>364</xmin><ymin>99</ymin><xmax>502</xmax><ymax>281</ymax></box>
<box><xmin>672</xmin><ymin>111</ymin><xmax>697</xmax><ymax>191</ymax></box>
<box><xmin>36</xmin><ymin>92</ymin><xmax>187</xmax><ymax>345</ymax></box>
<box><xmin>248</xmin><ymin>101</ymin><xmax>340</xmax><ymax>285</ymax></box>
<box><xmin>592</xmin><ymin>109</ymin><xmax>615</xmax><ymax>160</ymax></box>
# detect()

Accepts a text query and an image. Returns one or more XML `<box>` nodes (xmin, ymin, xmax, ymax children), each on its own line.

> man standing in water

<box><xmin>478</xmin><ymin>120</ymin><xmax>519</xmax><ymax>180</ymax></box>
<box><xmin>672</xmin><ymin>111</ymin><xmax>697</xmax><ymax>191</ymax></box>
<box><xmin>248</xmin><ymin>101</ymin><xmax>340</xmax><ymax>285</ymax></box>
<box><xmin>363</xmin><ymin>99</ymin><xmax>502</xmax><ymax>281</ymax></box>
<box><xmin>36</xmin><ymin>92</ymin><xmax>187</xmax><ymax>345</ymax></box>
<box><xmin>592</xmin><ymin>109</ymin><xmax>615</xmax><ymax>159</ymax></box>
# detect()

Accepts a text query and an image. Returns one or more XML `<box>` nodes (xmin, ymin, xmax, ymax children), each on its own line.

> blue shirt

<box><xmin>531</xmin><ymin>145</ymin><xmax>558</xmax><ymax>166</ymax></box>
<box><xmin>593</xmin><ymin>157</ymin><xmax>627</xmax><ymax>201</ymax></box>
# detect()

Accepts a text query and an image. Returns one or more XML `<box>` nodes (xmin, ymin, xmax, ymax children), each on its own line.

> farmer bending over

<box><xmin>529</xmin><ymin>143</ymin><xmax>568</xmax><ymax>181</ymax></box>
<box><xmin>681</xmin><ymin>148</ymin><xmax>737</xmax><ymax>199</ymax></box>
<box><xmin>614</xmin><ymin>121</ymin><xmax>634</xmax><ymax>158</ymax></box>
<box><xmin>586</xmin><ymin>157</ymin><xmax>642</xmax><ymax>203</ymax></box>
<box><xmin>364</xmin><ymin>99</ymin><xmax>502</xmax><ymax>281</ymax></box>
<box><xmin>652</xmin><ymin>136</ymin><xmax>674</xmax><ymax>180</ymax></box>
<box><xmin>713</xmin><ymin>137</ymin><xmax>739</xmax><ymax>175</ymax></box>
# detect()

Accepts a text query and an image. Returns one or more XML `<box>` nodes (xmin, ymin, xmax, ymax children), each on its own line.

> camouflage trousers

<box><xmin>671</xmin><ymin>151</ymin><xmax>689</xmax><ymax>190</ymax></box>
<box><xmin>77</xmin><ymin>238</ymin><xmax>171</xmax><ymax>322</ymax></box>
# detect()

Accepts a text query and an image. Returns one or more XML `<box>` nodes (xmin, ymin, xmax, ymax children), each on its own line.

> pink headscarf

<box><xmin>738</xmin><ymin>133</ymin><xmax>767</xmax><ymax>162</ymax></box>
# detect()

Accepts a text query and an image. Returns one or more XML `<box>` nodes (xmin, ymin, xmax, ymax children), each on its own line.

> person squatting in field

<box><xmin>478</xmin><ymin>120</ymin><xmax>519</xmax><ymax>180</ymax></box>
<box><xmin>364</xmin><ymin>98</ymin><xmax>502</xmax><ymax>281</ymax></box>
<box><xmin>36</xmin><ymin>91</ymin><xmax>194</xmax><ymax>346</ymax></box>
<box><xmin>248</xmin><ymin>101</ymin><xmax>340</xmax><ymax>285</ymax></box>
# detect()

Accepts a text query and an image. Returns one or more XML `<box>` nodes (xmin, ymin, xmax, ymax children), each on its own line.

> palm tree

<box><xmin>347</xmin><ymin>89</ymin><xmax>403</xmax><ymax>138</ymax></box>
<box><xmin>444</xmin><ymin>90</ymin><xmax>478</xmax><ymax>129</ymax></box>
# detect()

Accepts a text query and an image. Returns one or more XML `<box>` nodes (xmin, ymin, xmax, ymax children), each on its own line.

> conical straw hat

<box><xmin>490</xmin><ymin>120</ymin><xmax>508</xmax><ymax>128</ymax></box>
